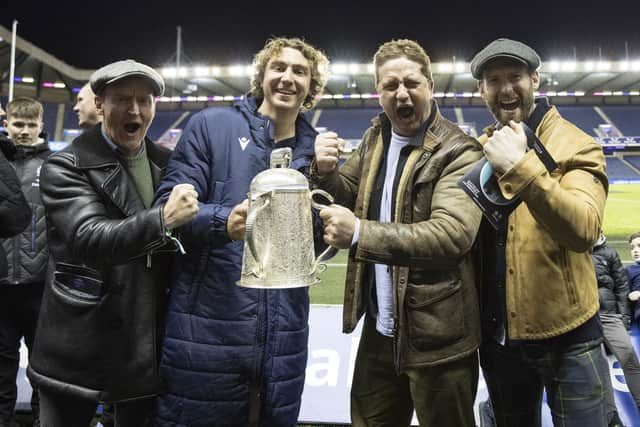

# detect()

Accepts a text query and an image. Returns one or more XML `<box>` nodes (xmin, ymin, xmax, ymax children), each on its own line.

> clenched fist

<box><xmin>319</xmin><ymin>204</ymin><xmax>357</xmax><ymax>249</ymax></box>
<box><xmin>315</xmin><ymin>132</ymin><xmax>345</xmax><ymax>175</ymax></box>
<box><xmin>484</xmin><ymin>120</ymin><xmax>528</xmax><ymax>175</ymax></box>
<box><xmin>163</xmin><ymin>184</ymin><xmax>199</xmax><ymax>230</ymax></box>
<box><xmin>227</xmin><ymin>199</ymin><xmax>249</xmax><ymax>241</ymax></box>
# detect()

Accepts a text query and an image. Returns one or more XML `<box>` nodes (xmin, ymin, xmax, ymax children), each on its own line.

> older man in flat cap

<box><xmin>470</xmin><ymin>39</ymin><xmax>610</xmax><ymax>426</ymax></box>
<box><xmin>27</xmin><ymin>59</ymin><xmax>199</xmax><ymax>427</ymax></box>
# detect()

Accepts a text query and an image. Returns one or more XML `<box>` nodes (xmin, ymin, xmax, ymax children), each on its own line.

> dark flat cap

<box><xmin>470</xmin><ymin>38</ymin><xmax>541</xmax><ymax>79</ymax></box>
<box><xmin>90</xmin><ymin>59</ymin><xmax>165</xmax><ymax>96</ymax></box>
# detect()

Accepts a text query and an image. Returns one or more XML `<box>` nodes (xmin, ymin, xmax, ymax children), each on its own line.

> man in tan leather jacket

<box><xmin>313</xmin><ymin>39</ymin><xmax>483</xmax><ymax>427</ymax></box>
<box><xmin>471</xmin><ymin>38</ymin><xmax>610</xmax><ymax>427</ymax></box>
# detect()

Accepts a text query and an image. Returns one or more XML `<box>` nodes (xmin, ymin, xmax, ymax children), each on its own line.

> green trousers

<box><xmin>350</xmin><ymin>315</ymin><xmax>478</xmax><ymax>427</ymax></box>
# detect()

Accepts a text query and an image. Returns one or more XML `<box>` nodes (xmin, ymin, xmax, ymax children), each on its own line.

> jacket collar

<box><xmin>372</xmin><ymin>100</ymin><xmax>443</xmax><ymax>152</ymax></box>
<box><xmin>68</xmin><ymin>124</ymin><xmax>170</xmax><ymax>216</ymax></box>
<box><xmin>70</xmin><ymin>124</ymin><xmax>169</xmax><ymax>170</ymax></box>
<box><xmin>234</xmin><ymin>95</ymin><xmax>318</xmax><ymax>156</ymax></box>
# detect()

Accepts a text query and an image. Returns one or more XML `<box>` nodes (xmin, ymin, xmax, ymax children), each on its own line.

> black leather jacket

<box><xmin>28</xmin><ymin>125</ymin><xmax>174</xmax><ymax>402</ymax></box>
<box><xmin>592</xmin><ymin>237</ymin><xmax>631</xmax><ymax>326</ymax></box>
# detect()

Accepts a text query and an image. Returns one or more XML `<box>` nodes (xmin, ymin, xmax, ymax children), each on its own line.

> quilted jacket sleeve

<box><xmin>40</xmin><ymin>151</ymin><xmax>167</xmax><ymax>266</ymax></box>
<box><xmin>153</xmin><ymin>112</ymin><xmax>232</xmax><ymax>248</ymax></box>
<box><xmin>0</xmin><ymin>149</ymin><xmax>31</xmax><ymax>238</ymax></box>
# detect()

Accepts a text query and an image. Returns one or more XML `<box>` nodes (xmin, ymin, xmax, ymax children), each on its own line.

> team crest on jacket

<box><xmin>238</xmin><ymin>137</ymin><xmax>250</xmax><ymax>151</ymax></box>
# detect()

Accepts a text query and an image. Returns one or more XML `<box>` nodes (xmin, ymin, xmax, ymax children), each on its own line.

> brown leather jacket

<box><xmin>312</xmin><ymin>105</ymin><xmax>483</xmax><ymax>370</ymax></box>
<box><xmin>478</xmin><ymin>106</ymin><xmax>608</xmax><ymax>340</ymax></box>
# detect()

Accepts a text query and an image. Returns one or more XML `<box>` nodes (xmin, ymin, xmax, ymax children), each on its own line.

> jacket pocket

<box><xmin>51</xmin><ymin>263</ymin><xmax>104</xmax><ymax>309</ymax></box>
<box><xmin>405</xmin><ymin>279</ymin><xmax>464</xmax><ymax>351</ymax></box>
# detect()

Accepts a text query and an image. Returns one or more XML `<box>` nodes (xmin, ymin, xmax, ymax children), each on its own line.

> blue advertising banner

<box><xmin>16</xmin><ymin>305</ymin><xmax>640</xmax><ymax>425</ymax></box>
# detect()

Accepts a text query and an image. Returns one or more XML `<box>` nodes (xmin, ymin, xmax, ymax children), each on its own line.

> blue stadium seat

<box><xmin>461</xmin><ymin>107</ymin><xmax>495</xmax><ymax>134</ymax></box>
<box><xmin>601</xmin><ymin>106</ymin><xmax>640</xmax><ymax>136</ymax></box>
<box><xmin>555</xmin><ymin>106</ymin><xmax>602</xmax><ymax>136</ymax></box>
<box><xmin>606</xmin><ymin>156</ymin><xmax>640</xmax><ymax>182</ymax></box>
<box><xmin>316</xmin><ymin>108</ymin><xmax>382</xmax><ymax>139</ymax></box>
<box><xmin>625</xmin><ymin>155</ymin><xmax>640</xmax><ymax>170</ymax></box>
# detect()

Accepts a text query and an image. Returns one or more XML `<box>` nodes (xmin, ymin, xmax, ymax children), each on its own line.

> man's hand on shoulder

<box><xmin>484</xmin><ymin>120</ymin><xmax>527</xmax><ymax>175</ymax></box>
<box><xmin>314</xmin><ymin>132</ymin><xmax>344</xmax><ymax>175</ymax></box>
<box><xmin>163</xmin><ymin>184</ymin><xmax>199</xmax><ymax>230</ymax></box>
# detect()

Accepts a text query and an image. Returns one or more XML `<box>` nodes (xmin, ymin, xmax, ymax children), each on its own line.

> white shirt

<box><xmin>374</xmin><ymin>132</ymin><xmax>411</xmax><ymax>335</ymax></box>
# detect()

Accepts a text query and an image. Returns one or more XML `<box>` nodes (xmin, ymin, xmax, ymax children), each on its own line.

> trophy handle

<box><xmin>245</xmin><ymin>191</ymin><xmax>272</xmax><ymax>277</ymax></box>
<box><xmin>310</xmin><ymin>189</ymin><xmax>339</xmax><ymax>275</ymax></box>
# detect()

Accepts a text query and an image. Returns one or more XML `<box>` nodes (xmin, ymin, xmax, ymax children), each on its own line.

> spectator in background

<box><xmin>153</xmin><ymin>37</ymin><xmax>328</xmax><ymax>427</ymax></box>
<box><xmin>0</xmin><ymin>128</ymin><xmax>32</xmax><ymax>427</ymax></box>
<box><xmin>593</xmin><ymin>232</ymin><xmax>640</xmax><ymax>424</ymax></box>
<box><xmin>471</xmin><ymin>38</ymin><xmax>609</xmax><ymax>426</ymax></box>
<box><xmin>73</xmin><ymin>83</ymin><xmax>101</xmax><ymax>130</ymax></box>
<box><xmin>0</xmin><ymin>97</ymin><xmax>51</xmax><ymax>427</ymax></box>
<box><xmin>27</xmin><ymin>60</ymin><xmax>198</xmax><ymax>427</ymax></box>
<box><xmin>627</xmin><ymin>232</ymin><xmax>640</xmax><ymax>324</ymax></box>
<box><xmin>313</xmin><ymin>39</ymin><xmax>483</xmax><ymax>426</ymax></box>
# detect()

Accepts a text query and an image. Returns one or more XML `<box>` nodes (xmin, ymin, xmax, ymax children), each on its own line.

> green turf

<box><xmin>310</xmin><ymin>183</ymin><xmax>640</xmax><ymax>306</ymax></box>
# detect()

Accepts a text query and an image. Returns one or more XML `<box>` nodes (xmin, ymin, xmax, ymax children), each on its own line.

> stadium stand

<box><xmin>439</xmin><ymin>106</ymin><xmax>457</xmax><ymax>123</ymax></box>
<box><xmin>601</xmin><ymin>105</ymin><xmax>640</xmax><ymax>136</ymax></box>
<box><xmin>625</xmin><ymin>154</ymin><xmax>640</xmax><ymax>170</ymax></box>
<box><xmin>555</xmin><ymin>106</ymin><xmax>602</xmax><ymax>136</ymax></box>
<box><xmin>315</xmin><ymin>108</ymin><xmax>381</xmax><ymax>139</ymax></box>
<box><xmin>605</xmin><ymin>156</ymin><xmax>640</xmax><ymax>182</ymax></box>
<box><xmin>147</xmin><ymin>110</ymin><xmax>184</xmax><ymax>140</ymax></box>
<box><xmin>461</xmin><ymin>107</ymin><xmax>495</xmax><ymax>134</ymax></box>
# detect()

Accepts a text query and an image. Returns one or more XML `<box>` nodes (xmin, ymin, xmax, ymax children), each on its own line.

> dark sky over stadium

<box><xmin>3</xmin><ymin>2</ymin><xmax>640</xmax><ymax>69</ymax></box>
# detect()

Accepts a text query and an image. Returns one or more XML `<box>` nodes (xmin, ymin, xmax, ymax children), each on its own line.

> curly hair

<box><xmin>250</xmin><ymin>37</ymin><xmax>329</xmax><ymax>111</ymax></box>
<box><xmin>6</xmin><ymin>96</ymin><xmax>43</xmax><ymax>120</ymax></box>
<box><xmin>373</xmin><ymin>39</ymin><xmax>432</xmax><ymax>85</ymax></box>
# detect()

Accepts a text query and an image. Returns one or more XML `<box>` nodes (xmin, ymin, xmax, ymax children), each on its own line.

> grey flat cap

<box><xmin>470</xmin><ymin>38</ymin><xmax>541</xmax><ymax>79</ymax></box>
<box><xmin>90</xmin><ymin>59</ymin><xmax>165</xmax><ymax>96</ymax></box>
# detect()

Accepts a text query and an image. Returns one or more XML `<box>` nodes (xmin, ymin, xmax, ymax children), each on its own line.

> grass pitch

<box><xmin>311</xmin><ymin>183</ymin><xmax>640</xmax><ymax>306</ymax></box>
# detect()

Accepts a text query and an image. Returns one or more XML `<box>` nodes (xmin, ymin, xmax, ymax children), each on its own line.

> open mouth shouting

<box><xmin>500</xmin><ymin>99</ymin><xmax>521</xmax><ymax>111</ymax></box>
<box><xmin>124</xmin><ymin>122</ymin><xmax>141</xmax><ymax>135</ymax></box>
<box><xmin>397</xmin><ymin>105</ymin><xmax>414</xmax><ymax>120</ymax></box>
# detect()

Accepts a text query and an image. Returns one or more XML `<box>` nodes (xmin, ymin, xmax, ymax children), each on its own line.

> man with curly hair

<box><xmin>153</xmin><ymin>37</ymin><xmax>329</xmax><ymax>427</ymax></box>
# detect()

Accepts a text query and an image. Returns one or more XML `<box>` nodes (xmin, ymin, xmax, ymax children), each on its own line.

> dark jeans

<box><xmin>350</xmin><ymin>315</ymin><xmax>478</xmax><ymax>427</ymax></box>
<box><xmin>0</xmin><ymin>284</ymin><xmax>43</xmax><ymax>425</ymax></box>
<box><xmin>480</xmin><ymin>337</ymin><xmax>609</xmax><ymax>427</ymax></box>
<box><xmin>39</xmin><ymin>389</ymin><xmax>153</xmax><ymax>427</ymax></box>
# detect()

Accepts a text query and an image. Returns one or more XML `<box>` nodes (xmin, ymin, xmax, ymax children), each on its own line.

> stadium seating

<box><xmin>625</xmin><ymin>154</ymin><xmax>640</xmax><ymax>170</ymax></box>
<box><xmin>605</xmin><ymin>156</ymin><xmax>640</xmax><ymax>182</ymax></box>
<box><xmin>601</xmin><ymin>105</ymin><xmax>640</xmax><ymax>137</ymax></box>
<box><xmin>555</xmin><ymin>106</ymin><xmax>602</xmax><ymax>136</ymax></box>
<box><xmin>461</xmin><ymin>107</ymin><xmax>495</xmax><ymax>134</ymax></box>
<box><xmin>147</xmin><ymin>110</ymin><xmax>185</xmax><ymax>140</ymax></box>
<box><xmin>315</xmin><ymin>108</ymin><xmax>381</xmax><ymax>139</ymax></box>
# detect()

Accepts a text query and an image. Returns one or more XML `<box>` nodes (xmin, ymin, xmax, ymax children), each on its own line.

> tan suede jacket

<box><xmin>479</xmin><ymin>106</ymin><xmax>608</xmax><ymax>340</ymax></box>
<box><xmin>312</xmin><ymin>106</ymin><xmax>483</xmax><ymax>370</ymax></box>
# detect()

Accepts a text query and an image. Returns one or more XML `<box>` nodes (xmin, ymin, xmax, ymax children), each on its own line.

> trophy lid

<box><xmin>249</xmin><ymin>147</ymin><xmax>309</xmax><ymax>193</ymax></box>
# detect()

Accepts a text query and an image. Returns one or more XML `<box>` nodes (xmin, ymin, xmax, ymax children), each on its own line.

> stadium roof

<box><xmin>2</xmin><ymin>23</ymin><xmax>640</xmax><ymax>108</ymax></box>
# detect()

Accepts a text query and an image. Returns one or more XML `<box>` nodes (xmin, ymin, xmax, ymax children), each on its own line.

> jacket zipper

<box><xmin>31</xmin><ymin>212</ymin><xmax>36</xmax><ymax>253</ymax></box>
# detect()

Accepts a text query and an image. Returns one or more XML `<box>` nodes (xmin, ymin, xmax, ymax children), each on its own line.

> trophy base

<box><xmin>236</xmin><ymin>275</ymin><xmax>321</xmax><ymax>289</ymax></box>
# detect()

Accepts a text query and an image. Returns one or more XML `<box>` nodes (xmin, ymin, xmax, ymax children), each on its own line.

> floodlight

<box><xmin>561</xmin><ymin>61</ymin><xmax>576</xmax><ymax>72</ymax></box>
<box><xmin>348</xmin><ymin>63</ymin><xmax>360</xmax><ymax>74</ymax></box>
<box><xmin>162</xmin><ymin>68</ymin><xmax>177</xmax><ymax>78</ymax></box>
<box><xmin>229</xmin><ymin>66</ymin><xmax>245</xmax><ymax>77</ymax></box>
<box><xmin>332</xmin><ymin>64</ymin><xmax>348</xmax><ymax>74</ymax></box>
<box><xmin>194</xmin><ymin>66</ymin><xmax>210</xmax><ymax>77</ymax></box>
<box><xmin>21</xmin><ymin>77</ymin><xmax>34</xmax><ymax>83</ymax></box>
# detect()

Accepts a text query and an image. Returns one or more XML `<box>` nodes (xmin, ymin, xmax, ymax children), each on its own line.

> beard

<box><xmin>489</xmin><ymin>91</ymin><xmax>536</xmax><ymax>125</ymax></box>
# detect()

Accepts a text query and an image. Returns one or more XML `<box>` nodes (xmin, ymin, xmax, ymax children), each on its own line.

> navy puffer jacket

<box><xmin>154</xmin><ymin>96</ymin><xmax>321</xmax><ymax>427</ymax></box>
